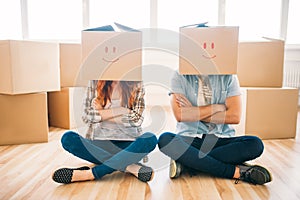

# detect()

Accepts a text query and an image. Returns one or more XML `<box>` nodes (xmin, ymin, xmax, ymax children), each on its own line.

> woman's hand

<box><xmin>92</xmin><ymin>98</ymin><xmax>103</xmax><ymax>110</ymax></box>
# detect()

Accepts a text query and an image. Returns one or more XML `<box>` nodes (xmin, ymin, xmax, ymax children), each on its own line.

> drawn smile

<box><xmin>202</xmin><ymin>55</ymin><xmax>216</xmax><ymax>59</ymax></box>
<box><xmin>102</xmin><ymin>58</ymin><xmax>119</xmax><ymax>63</ymax></box>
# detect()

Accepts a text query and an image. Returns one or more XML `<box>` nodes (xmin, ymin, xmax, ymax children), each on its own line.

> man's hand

<box><xmin>174</xmin><ymin>94</ymin><xmax>193</xmax><ymax>107</ymax></box>
<box><xmin>171</xmin><ymin>93</ymin><xmax>227</xmax><ymax>122</ymax></box>
<box><xmin>202</xmin><ymin>95</ymin><xmax>241</xmax><ymax>124</ymax></box>
<box><xmin>213</xmin><ymin>104</ymin><xmax>227</xmax><ymax>113</ymax></box>
<box><xmin>175</xmin><ymin>93</ymin><xmax>226</xmax><ymax>113</ymax></box>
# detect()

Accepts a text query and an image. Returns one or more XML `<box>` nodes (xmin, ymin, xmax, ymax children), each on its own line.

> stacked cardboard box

<box><xmin>48</xmin><ymin>42</ymin><xmax>86</xmax><ymax>129</ymax></box>
<box><xmin>59</xmin><ymin>42</ymin><xmax>82</xmax><ymax>87</ymax></box>
<box><xmin>48</xmin><ymin>87</ymin><xmax>86</xmax><ymax>129</ymax></box>
<box><xmin>0</xmin><ymin>40</ymin><xmax>60</xmax><ymax>145</ymax></box>
<box><xmin>234</xmin><ymin>38</ymin><xmax>299</xmax><ymax>139</ymax></box>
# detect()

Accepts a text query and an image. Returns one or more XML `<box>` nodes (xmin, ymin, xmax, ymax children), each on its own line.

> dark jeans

<box><xmin>61</xmin><ymin>131</ymin><xmax>157</xmax><ymax>179</ymax></box>
<box><xmin>158</xmin><ymin>132</ymin><xmax>264</xmax><ymax>179</ymax></box>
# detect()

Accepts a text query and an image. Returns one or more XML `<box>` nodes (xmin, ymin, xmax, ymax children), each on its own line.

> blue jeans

<box><xmin>158</xmin><ymin>132</ymin><xmax>264</xmax><ymax>179</ymax></box>
<box><xmin>61</xmin><ymin>131</ymin><xmax>157</xmax><ymax>180</ymax></box>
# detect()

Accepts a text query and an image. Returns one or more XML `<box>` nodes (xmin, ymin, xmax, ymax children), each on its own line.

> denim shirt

<box><xmin>171</xmin><ymin>71</ymin><xmax>241</xmax><ymax>137</ymax></box>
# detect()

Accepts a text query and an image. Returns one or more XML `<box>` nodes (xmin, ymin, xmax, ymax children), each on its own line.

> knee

<box><xmin>158</xmin><ymin>132</ymin><xmax>175</xmax><ymax>150</ymax></box>
<box><xmin>247</xmin><ymin>136</ymin><xmax>264</xmax><ymax>157</ymax></box>
<box><xmin>138</xmin><ymin>132</ymin><xmax>158</xmax><ymax>151</ymax></box>
<box><xmin>61</xmin><ymin>131</ymin><xmax>79</xmax><ymax>152</ymax></box>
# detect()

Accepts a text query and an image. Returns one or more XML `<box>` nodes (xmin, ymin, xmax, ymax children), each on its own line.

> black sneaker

<box><xmin>236</xmin><ymin>164</ymin><xmax>272</xmax><ymax>185</ymax></box>
<box><xmin>169</xmin><ymin>159</ymin><xmax>183</xmax><ymax>179</ymax></box>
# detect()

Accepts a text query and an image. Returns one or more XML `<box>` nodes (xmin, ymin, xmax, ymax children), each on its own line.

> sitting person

<box><xmin>158</xmin><ymin>72</ymin><xmax>272</xmax><ymax>185</ymax></box>
<box><xmin>52</xmin><ymin>80</ymin><xmax>157</xmax><ymax>184</ymax></box>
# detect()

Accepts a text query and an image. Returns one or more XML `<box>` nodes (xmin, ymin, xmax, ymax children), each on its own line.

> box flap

<box><xmin>114</xmin><ymin>22</ymin><xmax>140</xmax><ymax>32</ymax></box>
<box><xmin>84</xmin><ymin>25</ymin><xmax>115</xmax><ymax>32</ymax></box>
<box><xmin>180</xmin><ymin>22</ymin><xmax>208</xmax><ymax>28</ymax></box>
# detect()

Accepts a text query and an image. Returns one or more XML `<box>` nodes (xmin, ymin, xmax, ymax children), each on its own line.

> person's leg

<box><xmin>54</xmin><ymin>131</ymin><xmax>156</xmax><ymax>183</ymax></box>
<box><xmin>91</xmin><ymin>132</ymin><xmax>157</xmax><ymax>180</ymax></box>
<box><xmin>204</xmin><ymin>135</ymin><xmax>264</xmax><ymax>165</ymax></box>
<box><xmin>61</xmin><ymin>131</ymin><xmax>119</xmax><ymax>164</ymax></box>
<box><xmin>54</xmin><ymin>131</ymin><xmax>125</xmax><ymax>184</ymax></box>
<box><xmin>158</xmin><ymin>132</ymin><xmax>236</xmax><ymax>179</ymax></box>
<box><xmin>158</xmin><ymin>132</ymin><xmax>271</xmax><ymax>185</ymax></box>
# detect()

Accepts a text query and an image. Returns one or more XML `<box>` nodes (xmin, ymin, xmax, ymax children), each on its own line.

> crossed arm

<box><xmin>89</xmin><ymin>86</ymin><xmax>145</xmax><ymax>126</ymax></box>
<box><xmin>92</xmin><ymin>99</ymin><xmax>129</xmax><ymax>121</ymax></box>
<box><xmin>170</xmin><ymin>93</ymin><xmax>241</xmax><ymax>124</ymax></box>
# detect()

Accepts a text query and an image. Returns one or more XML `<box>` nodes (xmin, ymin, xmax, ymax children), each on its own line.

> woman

<box><xmin>52</xmin><ymin>80</ymin><xmax>157</xmax><ymax>184</ymax></box>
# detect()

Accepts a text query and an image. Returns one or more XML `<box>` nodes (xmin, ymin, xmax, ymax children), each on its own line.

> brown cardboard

<box><xmin>0</xmin><ymin>92</ymin><xmax>48</xmax><ymax>145</ymax></box>
<box><xmin>78</xmin><ymin>30</ymin><xmax>142</xmax><ymax>83</ymax></box>
<box><xmin>60</xmin><ymin>43</ymin><xmax>82</xmax><ymax>87</ymax></box>
<box><xmin>179</xmin><ymin>26</ymin><xmax>239</xmax><ymax>75</ymax></box>
<box><xmin>233</xmin><ymin>87</ymin><xmax>299</xmax><ymax>139</ymax></box>
<box><xmin>237</xmin><ymin>38</ymin><xmax>284</xmax><ymax>87</ymax></box>
<box><xmin>48</xmin><ymin>87</ymin><xmax>86</xmax><ymax>129</ymax></box>
<box><xmin>0</xmin><ymin>40</ymin><xmax>60</xmax><ymax>95</ymax></box>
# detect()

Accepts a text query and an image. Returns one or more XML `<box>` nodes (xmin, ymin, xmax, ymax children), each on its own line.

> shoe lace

<box><xmin>237</xmin><ymin>168</ymin><xmax>257</xmax><ymax>185</ymax></box>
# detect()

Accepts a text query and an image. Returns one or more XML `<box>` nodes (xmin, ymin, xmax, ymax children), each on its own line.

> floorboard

<box><xmin>0</xmin><ymin>108</ymin><xmax>300</xmax><ymax>200</ymax></box>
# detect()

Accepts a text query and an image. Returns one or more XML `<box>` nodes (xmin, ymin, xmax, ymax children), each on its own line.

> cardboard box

<box><xmin>233</xmin><ymin>87</ymin><xmax>299</xmax><ymax>139</ymax></box>
<box><xmin>179</xmin><ymin>26</ymin><xmax>239</xmax><ymax>75</ymax></box>
<box><xmin>0</xmin><ymin>92</ymin><xmax>48</xmax><ymax>145</ymax></box>
<box><xmin>0</xmin><ymin>40</ymin><xmax>60</xmax><ymax>94</ymax></box>
<box><xmin>48</xmin><ymin>87</ymin><xmax>86</xmax><ymax>129</ymax></box>
<box><xmin>237</xmin><ymin>38</ymin><xmax>284</xmax><ymax>87</ymax></box>
<box><xmin>78</xmin><ymin>24</ymin><xmax>142</xmax><ymax>84</ymax></box>
<box><xmin>60</xmin><ymin>43</ymin><xmax>82</xmax><ymax>87</ymax></box>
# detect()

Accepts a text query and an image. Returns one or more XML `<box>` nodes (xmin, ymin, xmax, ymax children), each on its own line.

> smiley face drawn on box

<box><xmin>180</xmin><ymin>26</ymin><xmax>239</xmax><ymax>75</ymax></box>
<box><xmin>78</xmin><ymin>25</ymin><xmax>142</xmax><ymax>84</ymax></box>
<box><xmin>102</xmin><ymin>45</ymin><xmax>119</xmax><ymax>63</ymax></box>
<box><xmin>202</xmin><ymin>41</ymin><xmax>216</xmax><ymax>59</ymax></box>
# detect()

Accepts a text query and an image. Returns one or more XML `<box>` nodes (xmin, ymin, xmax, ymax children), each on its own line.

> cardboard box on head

<box><xmin>78</xmin><ymin>23</ymin><xmax>142</xmax><ymax>85</ymax></box>
<box><xmin>179</xmin><ymin>23</ymin><xmax>239</xmax><ymax>75</ymax></box>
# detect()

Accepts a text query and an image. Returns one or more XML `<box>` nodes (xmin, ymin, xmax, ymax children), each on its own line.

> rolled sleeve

<box><xmin>82</xmin><ymin>80</ymin><xmax>100</xmax><ymax>124</ymax></box>
<box><xmin>123</xmin><ymin>83</ymin><xmax>145</xmax><ymax>127</ymax></box>
<box><xmin>170</xmin><ymin>71</ymin><xmax>185</xmax><ymax>95</ymax></box>
<box><xmin>226</xmin><ymin>75</ymin><xmax>241</xmax><ymax>97</ymax></box>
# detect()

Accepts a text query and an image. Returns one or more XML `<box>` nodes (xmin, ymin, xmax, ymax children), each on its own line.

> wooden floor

<box><xmin>1</xmin><ymin>108</ymin><xmax>300</xmax><ymax>200</ymax></box>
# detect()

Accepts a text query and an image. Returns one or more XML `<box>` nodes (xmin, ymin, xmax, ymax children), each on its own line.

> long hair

<box><xmin>96</xmin><ymin>80</ymin><xmax>140</xmax><ymax>109</ymax></box>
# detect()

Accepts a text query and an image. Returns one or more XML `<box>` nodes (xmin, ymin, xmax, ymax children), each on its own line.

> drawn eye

<box><xmin>113</xmin><ymin>46</ymin><xmax>116</xmax><ymax>53</ymax></box>
<box><xmin>105</xmin><ymin>46</ymin><xmax>108</xmax><ymax>53</ymax></box>
<box><xmin>203</xmin><ymin>42</ymin><xmax>207</xmax><ymax>49</ymax></box>
<box><xmin>211</xmin><ymin>42</ymin><xmax>215</xmax><ymax>49</ymax></box>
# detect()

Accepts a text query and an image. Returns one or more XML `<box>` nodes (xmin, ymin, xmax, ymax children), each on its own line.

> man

<box><xmin>158</xmin><ymin>72</ymin><xmax>272</xmax><ymax>185</ymax></box>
